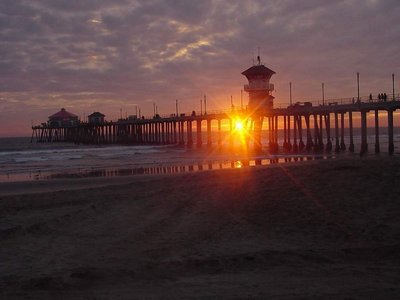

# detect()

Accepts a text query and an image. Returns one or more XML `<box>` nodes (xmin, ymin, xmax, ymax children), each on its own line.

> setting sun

<box><xmin>234</xmin><ymin>119</ymin><xmax>244</xmax><ymax>132</ymax></box>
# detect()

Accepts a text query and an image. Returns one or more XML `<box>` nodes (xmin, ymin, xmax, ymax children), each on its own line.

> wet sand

<box><xmin>1</xmin><ymin>155</ymin><xmax>399</xmax><ymax>299</ymax></box>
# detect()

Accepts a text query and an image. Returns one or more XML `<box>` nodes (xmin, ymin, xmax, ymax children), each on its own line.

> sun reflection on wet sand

<box><xmin>0</xmin><ymin>155</ymin><xmax>334</xmax><ymax>182</ymax></box>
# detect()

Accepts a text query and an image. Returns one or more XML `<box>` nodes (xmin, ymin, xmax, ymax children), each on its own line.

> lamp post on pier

<box><xmin>322</xmin><ymin>82</ymin><xmax>325</xmax><ymax>106</ymax></box>
<box><xmin>241</xmin><ymin>89</ymin><xmax>243</xmax><ymax>110</ymax></box>
<box><xmin>204</xmin><ymin>95</ymin><xmax>207</xmax><ymax>115</ymax></box>
<box><xmin>357</xmin><ymin>72</ymin><xmax>360</xmax><ymax>101</ymax></box>
<box><xmin>289</xmin><ymin>82</ymin><xmax>292</xmax><ymax>106</ymax></box>
<box><xmin>176</xmin><ymin>99</ymin><xmax>178</xmax><ymax>116</ymax></box>
<box><xmin>393</xmin><ymin>73</ymin><xmax>395</xmax><ymax>101</ymax></box>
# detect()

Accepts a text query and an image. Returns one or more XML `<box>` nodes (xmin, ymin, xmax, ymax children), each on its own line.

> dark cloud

<box><xmin>0</xmin><ymin>0</ymin><xmax>399</xmax><ymax>136</ymax></box>
<box><xmin>41</xmin><ymin>0</ymin><xmax>130</xmax><ymax>12</ymax></box>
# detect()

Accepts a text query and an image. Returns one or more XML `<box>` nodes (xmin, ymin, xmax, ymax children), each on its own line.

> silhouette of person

<box><xmin>369</xmin><ymin>93</ymin><xmax>373</xmax><ymax>101</ymax></box>
<box><xmin>378</xmin><ymin>93</ymin><xmax>381</xmax><ymax>101</ymax></box>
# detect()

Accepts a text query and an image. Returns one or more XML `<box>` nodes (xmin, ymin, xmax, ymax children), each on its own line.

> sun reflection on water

<box><xmin>234</xmin><ymin>160</ymin><xmax>243</xmax><ymax>168</ymax></box>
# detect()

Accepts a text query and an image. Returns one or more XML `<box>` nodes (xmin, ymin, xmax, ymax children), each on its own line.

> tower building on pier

<box><xmin>241</xmin><ymin>56</ymin><xmax>276</xmax><ymax>151</ymax></box>
<box><xmin>241</xmin><ymin>57</ymin><xmax>275</xmax><ymax>114</ymax></box>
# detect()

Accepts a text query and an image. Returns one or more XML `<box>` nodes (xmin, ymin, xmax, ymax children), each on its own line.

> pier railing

<box><xmin>275</xmin><ymin>94</ymin><xmax>400</xmax><ymax>109</ymax></box>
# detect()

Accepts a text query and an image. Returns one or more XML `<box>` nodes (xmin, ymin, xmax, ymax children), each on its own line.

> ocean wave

<box><xmin>0</xmin><ymin>144</ymin><xmax>166</xmax><ymax>157</ymax></box>
<box><xmin>13</xmin><ymin>157</ymin><xmax>49</xmax><ymax>163</ymax></box>
<box><xmin>13</xmin><ymin>155</ymin><xmax>84</xmax><ymax>163</ymax></box>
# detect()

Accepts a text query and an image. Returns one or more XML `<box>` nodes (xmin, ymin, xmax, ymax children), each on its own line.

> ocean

<box><xmin>0</xmin><ymin>137</ymin><xmax>190</xmax><ymax>182</ymax></box>
<box><xmin>1</xmin><ymin>128</ymin><xmax>399</xmax><ymax>182</ymax></box>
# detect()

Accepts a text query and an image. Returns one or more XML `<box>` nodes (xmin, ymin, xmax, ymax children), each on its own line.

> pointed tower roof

<box><xmin>49</xmin><ymin>108</ymin><xmax>78</xmax><ymax>119</ymax></box>
<box><xmin>88</xmin><ymin>112</ymin><xmax>105</xmax><ymax>118</ymax></box>
<box><xmin>241</xmin><ymin>65</ymin><xmax>276</xmax><ymax>78</ymax></box>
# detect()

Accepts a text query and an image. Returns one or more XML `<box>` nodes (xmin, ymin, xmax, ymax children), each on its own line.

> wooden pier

<box><xmin>31</xmin><ymin>98</ymin><xmax>400</xmax><ymax>155</ymax></box>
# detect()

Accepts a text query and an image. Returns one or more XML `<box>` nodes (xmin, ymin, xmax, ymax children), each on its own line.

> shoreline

<box><xmin>0</xmin><ymin>152</ymin><xmax>336</xmax><ymax>184</ymax></box>
<box><xmin>0</xmin><ymin>153</ymin><xmax>395</xmax><ymax>196</ymax></box>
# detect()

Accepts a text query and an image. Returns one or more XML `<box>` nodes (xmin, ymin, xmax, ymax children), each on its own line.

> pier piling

<box><xmin>374</xmin><ymin>110</ymin><xmax>380</xmax><ymax>154</ymax></box>
<box><xmin>360</xmin><ymin>110</ymin><xmax>368</xmax><ymax>155</ymax></box>
<box><xmin>388</xmin><ymin>109</ymin><xmax>394</xmax><ymax>155</ymax></box>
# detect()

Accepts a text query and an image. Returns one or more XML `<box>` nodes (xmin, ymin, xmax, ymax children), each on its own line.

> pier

<box><xmin>31</xmin><ymin>98</ymin><xmax>400</xmax><ymax>155</ymax></box>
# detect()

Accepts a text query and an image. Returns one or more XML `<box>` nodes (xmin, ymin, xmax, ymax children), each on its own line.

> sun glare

<box><xmin>222</xmin><ymin>114</ymin><xmax>253</xmax><ymax>153</ymax></box>
<box><xmin>231</xmin><ymin>116</ymin><xmax>249</xmax><ymax>139</ymax></box>
<box><xmin>234</xmin><ymin>119</ymin><xmax>244</xmax><ymax>132</ymax></box>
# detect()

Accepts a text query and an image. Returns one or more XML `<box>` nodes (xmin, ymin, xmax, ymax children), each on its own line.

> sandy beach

<box><xmin>1</xmin><ymin>155</ymin><xmax>399</xmax><ymax>299</ymax></box>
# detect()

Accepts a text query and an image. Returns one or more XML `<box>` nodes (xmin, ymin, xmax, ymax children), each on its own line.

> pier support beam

<box><xmin>173</xmin><ymin>121</ymin><xmax>177</xmax><ymax>144</ymax></box>
<box><xmin>253</xmin><ymin>116</ymin><xmax>263</xmax><ymax>152</ymax></box>
<box><xmin>270</xmin><ymin>116</ymin><xmax>274</xmax><ymax>150</ymax></box>
<box><xmin>229</xmin><ymin>119</ymin><xmax>234</xmax><ymax>147</ymax></box>
<box><xmin>197</xmin><ymin>120</ymin><xmax>202</xmax><ymax>147</ymax></box>
<box><xmin>217</xmin><ymin>119</ymin><xmax>222</xmax><ymax>145</ymax></box>
<box><xmin>325</xmin><ymin>114</ymin><xmax>332</xmax><ymax>152</ymax></box>
<box><xmin>349</xmin><ymin>111</ymin><xmax>354</xmax><ymax>152</ymax></box>
<box><xmin>275</xmin><ymin>116</ymin><xmax>279</xmax><ymax>150</ymax></box>
<box><xmin>334</xmin><ymin>112</ymin><xmax>340</xmax><ymax>153</ymax></box>
<box><xmin>305</xmin><ymin>114</ymin><xmax>313</xmax><ymax>151</ymax></box>
<box><xmin>313</xmin><ymin>114</ymin><xmax>321</xmax><ymax>152</ymax></box>
<box><xmin>340</xmin><ymin>112</ymin><xmax>346</xmax><ymax>151</ymax></box>
<box><xmin>151</xmin><ymin>123</ymin><xmax>155</xmax><ymax>144</ymax></box>
<box><xmin>283</xmin><ymin>115</ymin><xmax>288</xmax><ymax>150</ymax></box>
<box><xmin>287</xmin><ymin>115</ymin><xmax>292</xmax><ymax>151</ymax></box>
<box><xmin>360</xmin><ymin>110</ymin><xmax>368</xmax><ymax>155</ymax></box>
<box><xmin>374</xmin><ymin>110</ymin><xmax>380</xmax><ymax>154</ymax></box>
<box><xmin>147</xmin><ymin>124</ymin><xmax>151</xmax><ymax>144</ymax></box>
<box><xmin>388</xmin><ymin>109</ymin><xmax>394</xmax><ymax>155</ymax></box>
<box><xmin>166</xmin><ymin>122</ymin><xmax>172</xmax><ymax>144</ymax></box>
<box><xmin>207</xmin><ymin>119</ymin><xmax>212</xmax><ymax>146</ymax></box>
<box><xmin>298</xmin><ymin>115</ymin><xmax>305</xmax><ymax>151</ymax></box>
<box><xmin>268</xmin><ymin>117</ymin><xmax>272</xmax><ymax>150</ymax></box>
<box><xmin>178</xmin><ymin>121</ymin><xmax>184</xmax><ymax>145</ymax></box>
<box><xmin>269</xmin><ymin>116</ymin><xmax>278</xmax><ymax>153</ymax></box>
<box><xmin>187</xmin><ymin>121</ymin><xmax>193</xmax><ymax>147</ymax></box>
<box><xmin>293</xmin><ymin>115</ymin><xmax>298</xmax><ymax>153</ymax></box>
<box><xmin>161</xmin><ymin>122</ymin><xmax>165</xmax><ymax>144</ymax></box>
<box><xmin>141</xmin><ymin>124</ymin><xmax>145</xmax><ymax>144</ymax></box>
<box><xmin>150</xmin><ymin>123</ymin><xmax>154</xmax><ymax>144</ymax></box>
<box><xmin>318</xmin><ymin>114</ymin><xmax>323</xmax><ymax>150</ymax></box>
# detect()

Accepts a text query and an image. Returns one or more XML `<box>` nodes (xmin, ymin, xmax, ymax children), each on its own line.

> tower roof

<box><xmin>49</xmin><ymin>108</ymin><xmax>78</xmax><ymax>119</ymax></box>
<box><xmin>88</xmin><ymin>112</ymin><xmax>105</xmax><ymax>118</ymax></box>
<box><xmin>241</xmin><ymin>65</ymin><xmax>276</xmax><ymax>78</ymax></box>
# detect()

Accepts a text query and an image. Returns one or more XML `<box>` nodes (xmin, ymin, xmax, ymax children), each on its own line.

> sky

<box><xmin>1</xmin><ymin>0</ymin><xmax>399</xmax><ymax>136</ymax></box>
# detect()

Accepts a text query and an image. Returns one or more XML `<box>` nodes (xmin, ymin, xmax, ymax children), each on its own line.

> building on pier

<box><xmin>242</xmin><ymin>56</ymin><xmax>276</xmax><ymax>151</ymax></box>
<box><xmin>241</xmin><ymin>57</ymin><xmax>275</xmax><ymax>113</ymax></box>
<box><xmin>48</xmin><ymin>108</ymin><xmax>79</xmax><ymax>127</ymax></box>
<box><xmin>88</xmin><ymin>112</ymin><xmax>106</xmax><ymax>124</ymax></box>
